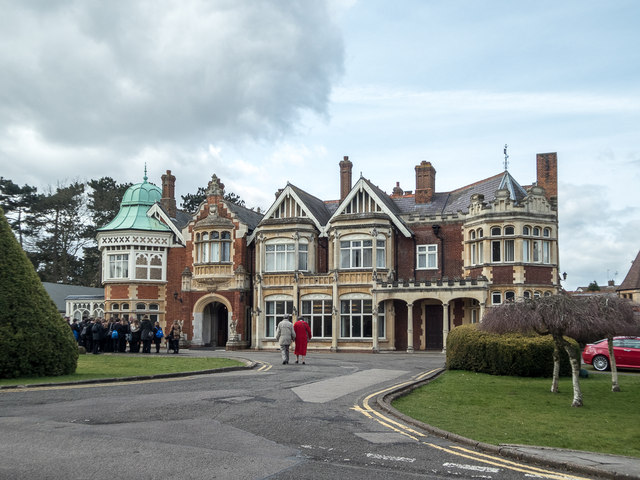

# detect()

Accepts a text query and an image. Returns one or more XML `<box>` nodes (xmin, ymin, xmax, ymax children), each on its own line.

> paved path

<box><xmin>1</xmin><ymin>349</ymin><xmax>638</xmax><ymax>480</ymax></box>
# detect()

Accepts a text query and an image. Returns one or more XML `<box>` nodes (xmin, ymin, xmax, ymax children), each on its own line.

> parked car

<box><xmin>582</xmin><ymin>336</ymin><xmax>640</xmax><ymax>371</ymax></box>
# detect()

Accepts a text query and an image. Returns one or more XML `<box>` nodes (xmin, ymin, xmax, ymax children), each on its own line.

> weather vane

<box><xmin>503</xmin><ymin>144</ymin><xmax>509</xmax><ymax>171</ymax></box>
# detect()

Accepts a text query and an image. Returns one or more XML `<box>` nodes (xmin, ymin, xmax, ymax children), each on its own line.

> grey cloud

<box><xmin>0</xmin><ymin>0</ymin><xmax>344</xmax><ymax>147</ymax></box>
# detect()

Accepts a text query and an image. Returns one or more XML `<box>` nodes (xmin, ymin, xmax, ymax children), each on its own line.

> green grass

<box><xmin>393</xmin><ymin>370</ymin><xmax>640</xmax><ymax>458</ymax></box>
<box><xmin>0</xmin><ymin>354</ymin><xmax>245</xmax><ymax>386</ymax></box>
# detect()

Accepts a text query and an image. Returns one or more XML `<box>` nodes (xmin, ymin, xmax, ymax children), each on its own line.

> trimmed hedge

<box><xmin>446</xmin><ymin>324</ymin><xmax>576</xmax><ymax>377</ymax></box>
<box><xmin>0</xmin><ymin>207</ymin><xmax>78</xmax><ymax>378</ymax></box>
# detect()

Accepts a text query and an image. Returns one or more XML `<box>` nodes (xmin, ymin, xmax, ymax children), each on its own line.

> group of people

<box><xmin>275</xmin><ymin>315</ymin><xmax>312</xmax><ymax>365</ymax></box>
<box><xmin>69</xmin><ymin>317</ymin><xmax>183</xmax><ymax>355</ymax></box>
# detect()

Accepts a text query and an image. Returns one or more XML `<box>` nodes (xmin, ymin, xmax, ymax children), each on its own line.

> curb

<box><xmin>375</xmin><ymin>368</ymin><xmax>640</xmax><ymax>480</ymax></box>
<box><xmin>0</xmin><ymin>359</ymin><xmax>257</xmax><ymax>390</ymax></box>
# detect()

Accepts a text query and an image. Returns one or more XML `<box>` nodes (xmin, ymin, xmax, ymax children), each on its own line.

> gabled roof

<box><xmin>618</xmin><ymin>251</ymin><xmax>640</xmax><ymax>292</ymax></box>
<box><xmin>328</xmin><ymin>177</ymin><xmax>412</xmax><ymax>237</ymax></box>
<box><xmin>258</xmin><ymin>183</ymin><xmax>331</xmax><ymax>232</ymax></box>
<box><xmin>146</xmin><ymin>203</ymin><xmax>185</xmax><ymax>245</ymax></box>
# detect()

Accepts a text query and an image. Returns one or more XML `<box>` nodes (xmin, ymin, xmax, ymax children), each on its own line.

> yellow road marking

<box><xmin>352</xmin><ymin>370</ymin><xmax>589</xmax><ymax>480</ymax></box>
<box><xmin>451</xmin><ymin>446</ymin><xmax>592</xmax><ymax>479</ymax></box>
<box><xmin>428</xmin><ymin>443</ymin><xmax>589</xmax><ymax>480</ymax></box>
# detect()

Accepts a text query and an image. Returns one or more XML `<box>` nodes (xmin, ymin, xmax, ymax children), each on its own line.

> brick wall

<box><xmin>492</xmin><ymin>266</ymin><xmax>515</xmax><ymax>284</ymax></box>
<box><xmin>137</xmin><ymin>284</ymin><xmax>160</xmax><ymax>299</ymax></box>
<box><xmin>524</xmin><ymin>266</ymin><xmax>554</xmax><ymax>285</ymax></box>
<box><xmin>109</xmin><ymin>284</ymin><xmax>129</xmax><ymax>299</ymax></box>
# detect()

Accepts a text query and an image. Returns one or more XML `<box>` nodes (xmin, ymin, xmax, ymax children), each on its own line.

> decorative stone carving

<box><xmin>207</xmin><ymin>174</ymin><xmax>225</xmax><ymax>196</ymax></box>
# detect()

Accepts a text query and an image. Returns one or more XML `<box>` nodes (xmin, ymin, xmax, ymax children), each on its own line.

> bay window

<box><xmin>108</xmin><ymin>254</ymin><xmax>129</xmax><ymax>279</ymax></box>
<box><xmin>195</xmin><ymin>230</ymin><xmax>232</xmax><ymax>263</ymax></box>
<box><xmin>265</xmin><ymin>239</ymin><xmax>308</xmax><ymax>272</ymax></box>
<box><xmin>340</xmin><ymin>237</ymin><xmax>385</xmax><ymax>269</ymax></box>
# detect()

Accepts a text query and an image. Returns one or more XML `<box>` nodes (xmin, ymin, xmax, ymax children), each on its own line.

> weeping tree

<box><xmin>481</xmin><ymin>294</ymin><xmax>589</xmax><ymax>407</ymax></box>
<box><xmin>580</xmin><ymin>295</ymin><xmax>639</xmax><ymax>392</ymax></box>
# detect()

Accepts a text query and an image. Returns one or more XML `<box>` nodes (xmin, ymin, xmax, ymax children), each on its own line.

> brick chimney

<box><xmin>415</xmin><ymin>161</ymin><xmax>436</xmax><ymax>204</ymax></box>
<box><xmin>392</xmin><ymin>182</ymin><xmax>403</xmax><ymax>197</ymax></box>
<box><xmin>161</xmin><ymin>170</ymin><xmax>177</xmax><ymax>218</ymax></box>
<box><xmin>536</xmin><ymin>152</ymin><xmax>558</xmax><ymax>203</ymax></box>
<box><xmin>339</xmin><ymin>156</ymin><xmax>352</xmax><ymax>201</ymax></box>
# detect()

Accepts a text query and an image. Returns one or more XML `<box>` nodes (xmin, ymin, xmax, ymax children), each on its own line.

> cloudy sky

<box><xmin>1</xmin><ymin>0</ymin><xmax>638</xmax><ymax>290</ymax></box>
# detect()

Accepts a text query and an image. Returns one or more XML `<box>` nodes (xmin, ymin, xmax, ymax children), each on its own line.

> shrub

<box><xmin>0</xmin><ymin>207</ymin><xmax>78</xmax><ymax>378</ymax></box>
<box><xmin>446</xmin><ymin>324</ymin><xmax>575</xmax><ymax>377</ymax></box>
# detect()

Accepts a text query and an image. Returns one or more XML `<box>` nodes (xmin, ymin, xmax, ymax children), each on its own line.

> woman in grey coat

<box><xmin>275</xmin><ymin>314</ymin><xmax>296</xmax><ymax>365</ymax></box>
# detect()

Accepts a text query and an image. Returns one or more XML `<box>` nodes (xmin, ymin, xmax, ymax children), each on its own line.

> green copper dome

<box><xmin>98</xmin><ymin>175</ymin><xmax>170</xmax><ymax>232</ymax></box>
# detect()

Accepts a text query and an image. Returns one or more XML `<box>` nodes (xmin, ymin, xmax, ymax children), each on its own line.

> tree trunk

<box><xmin>550</xmin><ymin>343</ymin><xmax>560</xmax><ymax>393</ymax></box>
<box><xmin>562</xmin><ymin>341</ymin><xmax>583</xmax><ymax>407</ymax></box>
<box><xmin>607</xmin><ymin>335</ymin><xmax>621</xmax><ymax>392</ymax></box>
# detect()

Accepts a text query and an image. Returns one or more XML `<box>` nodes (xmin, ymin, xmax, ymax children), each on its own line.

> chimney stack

<box><xmin>415</xmin><ymin>161</ymin><xmax>436</xmax><ymax>204</ymax></box>
<box><xmin>161</xmin><ymin>170</ymin><xmax>177</xmax><ymax>218</ymax></box>
<box><xmin>536</xmin><ymin>152</ymin><xmax>558</xmax><ymax>203</ymax></box>
<box><xmin>339</xmin><ymin>156</ymin><xmax>352</xmax><ymax>201</ymax></box>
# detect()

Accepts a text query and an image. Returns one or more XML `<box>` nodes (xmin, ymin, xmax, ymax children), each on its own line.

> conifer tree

<box><xmin>0</xmin><ymin>207</ymin><xmax>78</xmax><ymax>378</ymax></box>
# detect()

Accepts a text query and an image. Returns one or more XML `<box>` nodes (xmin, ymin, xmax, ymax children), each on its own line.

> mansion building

<box><xmin>97</xmin><ymin>153</ymin><xmax>560</xmax><ymax>352</ymax></box>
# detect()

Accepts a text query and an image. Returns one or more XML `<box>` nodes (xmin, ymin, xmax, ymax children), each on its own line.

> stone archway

<box><xmin>192</xmin><ymin>294</ymin><xmax>232</xmax><ymax>347</ymax></box>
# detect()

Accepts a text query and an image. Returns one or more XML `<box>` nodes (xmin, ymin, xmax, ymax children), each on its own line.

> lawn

<box><xmin>392</xmin><ymin>369</ymin><xmax>640</xmax><ymax>458</ymax></box>
<box><xmin>0</xmin><ymin>354</ymin><xmax>245</xmax><ymax>386</ymax></box>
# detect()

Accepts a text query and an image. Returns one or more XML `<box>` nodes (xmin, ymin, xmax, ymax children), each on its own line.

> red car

<box><xmin>582</xmin><ymin>336</ymin><xmax>640</xmax><ymax>371</ymax></box>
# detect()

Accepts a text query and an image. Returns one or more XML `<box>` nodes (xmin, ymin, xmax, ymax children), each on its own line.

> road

<box><xmin>0</xmin><ymin>351</ymin><xmax>598</xmax><ymax>479</ymax></box>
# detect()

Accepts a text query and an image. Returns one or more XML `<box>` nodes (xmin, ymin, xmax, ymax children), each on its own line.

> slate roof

<box><xmin>391</xmin><ymin>171</ymin><xmax>527</xmax><ymax>217</ymax></box>
<box><xmin>226</xmin><ymin>201</ymin><xmax>264</xmax><ymax>231</ymax></box>
<box><xmin>289</xmin><ymin>183</ymin><xmax>334</xmax><ymax>226</ymax></box>
<box><xmin>618</xmin><ymin>251</ymin><xmax>640</xmax><ymax>291</ymax></box>
<box><xmin>42</xmin><ymin>282</ymin><xmax>104</xmax><ymax>313</ymax></box>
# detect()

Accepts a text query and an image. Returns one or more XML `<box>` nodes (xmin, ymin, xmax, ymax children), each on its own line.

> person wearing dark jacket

<box><xmin>168</xmin><ymin>320</ymin><xmax>182</xmax><ymax>354</ymax></box>
<box><xmin>140</xmin><ymin>316</ymin><xmax>153</xmax><ymax>354</ymax></box>
<box><xmin>91</xmin><ymin>320</ymin><xmax>104</xmax><ymax>354</ymax></box>
<box><xmin>152</xmin><ymin>321</ymin><xmax>163</xmax><ymax>353</ymax></box>
<box><xmin>116</xmin><ymin>319</ymin><xmax>128</xmax><ymax>352</ymax></box>
<box><xmin>129</xmin><ymin>319</ymin><xmax>141</xmax><ymax>353</ymax></box>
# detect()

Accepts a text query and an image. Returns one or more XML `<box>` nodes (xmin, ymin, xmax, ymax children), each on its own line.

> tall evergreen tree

<box><xmin>0</xmin><ymin>177</ymin><xmax>38</xmax><ymax>249</ymax></box>
<box><xmin>26</xmin><ymin>182</ymin><xmax>90</xmax><ymax>284</ymax></box>
<box><xmin>0</xmin><ymin>206</ymin><xmax>78</xmax><ymax>379</ymax></box>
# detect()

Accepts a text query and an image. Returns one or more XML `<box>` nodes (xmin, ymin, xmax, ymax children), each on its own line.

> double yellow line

<box><xmin>352</xmin><ymin>369</ymin><xmax>591</xmax><ymax>480</ymax></box>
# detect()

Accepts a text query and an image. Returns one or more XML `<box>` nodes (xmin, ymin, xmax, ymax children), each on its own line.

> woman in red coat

<box><xmin>293</xmin><ymin>317</ymin><xmax>312</xmax><ymax>364</ymax></box>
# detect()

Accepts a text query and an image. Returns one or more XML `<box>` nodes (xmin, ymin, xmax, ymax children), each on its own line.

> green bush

<box><xmin>0</xmin><ymin>207</ymin><xmax>78</xmax><ymax>378</ymax></box>
<box><xmin>446</xmin><ymin>324</ymin><xmax>575</xmax><ymax>377</ymax></box>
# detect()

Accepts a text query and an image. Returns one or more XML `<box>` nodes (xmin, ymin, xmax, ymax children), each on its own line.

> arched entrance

<box><xmin>192</xmin><ymin>294</ymin><xmax>233</xmax><ymax>348</ymax></box>
<box><xmin>202</xmin><ymin>302</ymin><xmax>228</xmax><ymax>347</ymax></box>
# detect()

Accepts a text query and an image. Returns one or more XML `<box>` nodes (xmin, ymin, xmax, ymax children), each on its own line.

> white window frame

<box><xmin>504</xmin><ymin>239</ymin><xmax>515</xmax><ymax>262</ymax></box>
<box><xmin>491</xmin><ymin>291</ymin><xmax>502</xmax><ymax>305</ymax></box>
<box><xmin>196</xmin><ymin>230</ymin><xmax>232</xmax><ymax>264</ymax></box>
<box><xmin>301</xmin><ymin>295</ymin><xmax>332</xmax><ymax>338</ymax></box>
<box><xmin>340</xmin><ymin>236</ymin><xmax>385</xmax><ymax>270</ymax></box>
<box><xmin>417</xmin><ymin>244</ymin><xmax>438</xmax><ymax>269</ymax></box>
<box><xmin>265</xmin><ymin>238</ymin><xmax>308</xmax><ymax>272</ymax></box>
<box><xmin>339</xmin><ymin>295</ymin><xmax>383</xmax><ymax>338</ymax></box>
<box><xmin>264</xmin><ymin>296</ymin><xmax>294</xmax><ymax>337</ymax></box>
<box><xmin>108</xmin><ymin>253</ymin><xmax>129</xmax><ymax>279</ymax></box>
